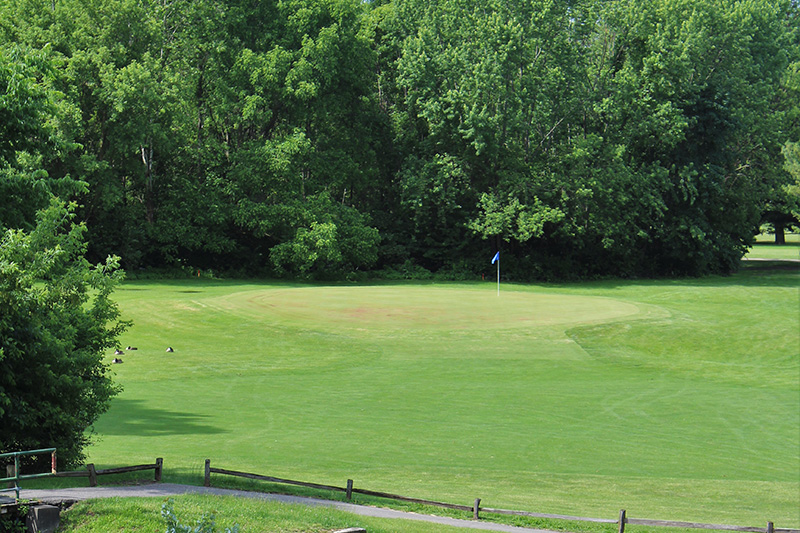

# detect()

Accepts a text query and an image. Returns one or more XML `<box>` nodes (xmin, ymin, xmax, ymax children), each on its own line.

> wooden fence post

<box><xmin>51</xmin><ymin>450</ymin><xmax>57</xmax><ymax>474</ymax></box>
<box><xmin>204</xmin><ymin>459</ymin><xmax>211</xmax><ymax>487</ymax></box>
<box><xmin>473</xmin><ymin>498</ymin><xmax>481</xmax><ymax>520</ymax></box>
<box><xmin>87</xmin><ymin>464</ymin><xmax>98</xmax><ymax>487</ymax></box>
<box><xmin>346</xmin><ymin>479</ymin><xmax>353</xmax><ymax>501</ymax></box>
<box><xmin>155</xmin><ymin>458</ymin><xmax>163</xmax><ymax>482</ymax></box>
<box><xmin>767</xmin><ymin>522</ymin><xmax>774</xmax><ymax>533</ymax></box>
<box><xmin>618</xmin><ymin>509</ymin><xmax>627</xmax><ymax>533</ymax></box>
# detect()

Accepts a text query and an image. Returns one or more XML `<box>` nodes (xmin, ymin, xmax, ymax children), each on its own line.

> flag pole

<box><xmin>496</xmin><ymin>253</ymin><xmax>500</xmax><ymax>296</ymax></box>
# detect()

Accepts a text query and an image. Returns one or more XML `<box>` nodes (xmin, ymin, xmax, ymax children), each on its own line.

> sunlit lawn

<box><xmin>84</xmin><ymin>268</ymin><xmax>799</xmax><ymax>528</ymax></box>
<box><xmin>748</xmin><ymin>233</ymin><xmax>800</xmax><ymax>260</ymax></box>
<box><xmin>55</xmin><ymin>494</ymin><xmax>475</xmax><ymax>532</ymax></box>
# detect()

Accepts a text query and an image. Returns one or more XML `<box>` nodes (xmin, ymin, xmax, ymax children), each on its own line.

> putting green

<box><xmin>218</xmin><ymin>286</ymin><xmax>650</xmax><ymax>330</ymax></box>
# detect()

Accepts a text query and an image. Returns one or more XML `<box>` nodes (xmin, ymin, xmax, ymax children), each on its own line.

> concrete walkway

<box><xmin>20</xmin><ymin>483</ymin><xmax>555</xmax><ymax>533</ymax></box>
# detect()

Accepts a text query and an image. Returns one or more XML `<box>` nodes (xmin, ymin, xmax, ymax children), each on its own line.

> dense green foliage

<box><xmin>0</xmin><ymin>44</ymin><xmax>126</xmax><ymax>466</ymax></box>
<box><xmin>1</xmin><ymin>0</ymin><xmax>797</xmax><ymax>278</ymax></box>
<box><xmin>0</xmin><ymin>199</ymin><xmax>126</xmax><ymax>466</ymax></box>
<box><xmin>162</xmin><ymin>498</ymin><xmax>240</xmax><ymax>533</ymax></box>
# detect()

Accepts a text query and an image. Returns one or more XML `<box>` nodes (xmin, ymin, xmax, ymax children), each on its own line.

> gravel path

<box><xmin>19</xmin><ymin>483</ymin><xmax>555</xmax><ymax>533</ymax></box>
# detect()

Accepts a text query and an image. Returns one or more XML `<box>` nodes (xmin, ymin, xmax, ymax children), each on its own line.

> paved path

<box><xmin>20</xmin><ymin>483</ymin><xmax>554</xmax><ymax>533</ymax></box>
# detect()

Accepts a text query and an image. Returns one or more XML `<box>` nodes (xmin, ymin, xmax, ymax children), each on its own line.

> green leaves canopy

<box><xmin>0</xmin><ymin>0</ymin><xmax>796</xmax><ymax>279</ymax></box>
<box><xmin>0</xmin><ymin>199</ymin><xmax>126</xmax><ymax>467</ymax></box>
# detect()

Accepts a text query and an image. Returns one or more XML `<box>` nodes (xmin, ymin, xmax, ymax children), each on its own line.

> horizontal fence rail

<box><xmin>203</xmin><ymin>460</ymin><xmax>799</xmax><ymax>533</ymax></box>
<box><xmin>480</xmin><ymin>506</ymin><xmax>618</xmax><ymax>524</ymax></box>
<box><xmin>627</xmin><ymin>518</ymin><xmax>779</xmax><ymax>533</ymax></box>
<box><xmin>205</xmin><ymin>465</ymin><xmax>347</xmax><ymax>494</ymax></box>
<box><xmin>350</xmin><ymin>486</ymin><xmax>474</xmax><ymax>513</ymax></box>
<box><xmin>55</xmin><ymin>458</ymin><xmax>163</xmax><ymax>487</ymax></box>
<box><xmin>204</xmin><ymin>461</ymin><xmax>473</xmax><ymax>512</ymax></box>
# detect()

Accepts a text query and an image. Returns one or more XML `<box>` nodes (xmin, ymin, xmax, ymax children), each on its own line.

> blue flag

<box><xmin>491</xmin><ymin>251</ymin><xmax>499</xmax><ymax>264</ymax></box>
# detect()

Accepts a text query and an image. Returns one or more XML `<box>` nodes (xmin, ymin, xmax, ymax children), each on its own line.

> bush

<box><xmin>161</xmin><ymin>499</ymin><xmax>240</xmax><ymax>533</ymax></box>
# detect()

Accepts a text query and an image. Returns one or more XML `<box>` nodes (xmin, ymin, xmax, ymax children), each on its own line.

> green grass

<box><xmin>746</xmin><ymin>244</ymin><xmax>800</xmax><ymax>260</ymax></box>
<box><xmin>748</xmin><ymin>233</ymin><xmax>800</xmax><ymax>260</ymax></box>
<box><xmin>753</xmin><ymin>233</ymin><xmax>800</xmax><ymax>244</ymax></box>
<box><xmin>53</xmin><ymin>494</ymin><xmax>739</xmax><ymax>533</ymax></box>
<box><xmin>55</xmin><ymin>494</ymin><xmax>478</xmax><ymax>532</ymax></box>
<box><xmin>79</xmin><ymin>270</ymin><xmax>798</xmax><ymax>528</ymax></box>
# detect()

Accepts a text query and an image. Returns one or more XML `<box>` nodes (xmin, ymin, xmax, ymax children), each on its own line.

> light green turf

<box><xmin>87</xmin><ymin>270</ymin><xmax>799</xmax><ymax>527</ymax></box>
<box><xmin>55</xmin><ymin>494</ymin><xmax>479</xmax><ymax>532</ymax></box>
<box><xmin>753</xmin><ymin>233</ymin><xmax>800</xmax><ymax>244</ymax></box>
<box><xmin>748</xmin><ymin>233</ymin><xmax>800</xmax><ymax>260</ymax></box>
<box><xmin>746</xmin><ymin>244</ymin><xmax>800</xmax><ymax>260</ymax></box>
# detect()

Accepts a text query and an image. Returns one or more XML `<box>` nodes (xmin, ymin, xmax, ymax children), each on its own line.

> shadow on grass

<box><xmin>99</xmin><ymin>399</ymin><xmax>226</xmax><ymax>436</ymax></box>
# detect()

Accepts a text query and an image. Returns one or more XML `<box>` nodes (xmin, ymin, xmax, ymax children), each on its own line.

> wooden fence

<box><xmin>2</xmin><ymin>449</ymin><xmax>161</xmax><ymax>497</ymax></box>
<box><xmin>55</xmin><ymin>458</ymin><xmax>163</xmax><ymax>487</ymax></box>
<box><xmin>203</xmin><ymin>460</ymin><xmax>799</xmax><ymax>533</ymax></box>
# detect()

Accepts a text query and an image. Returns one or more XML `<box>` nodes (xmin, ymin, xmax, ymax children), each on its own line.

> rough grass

<box><xmin>83</xmin><ymin>269</ymin><xmax>799</xmax><ymax>528</ymax></box>
<box><xmin>55</xmin><ymin>494</ymin><xmax>475</xmax><ymax>532</ymax></box>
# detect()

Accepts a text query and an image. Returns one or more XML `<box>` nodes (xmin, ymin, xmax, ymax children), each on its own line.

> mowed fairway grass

<box><xmin>89</xmin><ymin>268</ymin><xmax>799</xmax><ymax>527</ymax></box>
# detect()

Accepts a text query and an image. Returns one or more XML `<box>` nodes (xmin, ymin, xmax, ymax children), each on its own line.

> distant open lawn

<box><xmin>85</xmin><ymin>268</ymin><xmax>799</xmax><ymax>528</ymax></box>
<box><xmin>747</xmin><ymin>233</ymin><xmax>800</xmax><ymax>260</ymax></box>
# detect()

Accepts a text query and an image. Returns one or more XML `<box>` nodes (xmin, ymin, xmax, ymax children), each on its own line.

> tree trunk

<box><xmin>775</xmin><ymin>223</ymin><xmax>786</xmax><ymax>245</ymax></box>
<box><xmin>141</xmin><ymin>141</ymin><xmax>155</xmax><ymax>224</ymax></box>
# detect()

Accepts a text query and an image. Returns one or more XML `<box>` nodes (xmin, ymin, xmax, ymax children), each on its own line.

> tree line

<box><xmin>2</xmin><ymin>0</ymin><xmax>799</xmax><ymax>280</ymax></box>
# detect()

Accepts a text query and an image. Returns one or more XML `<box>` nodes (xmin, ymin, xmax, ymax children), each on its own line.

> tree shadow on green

<box><xmin>99</xmin><ymin>399</ymin><xmax>226</xmax><ymax>436</ymax></box>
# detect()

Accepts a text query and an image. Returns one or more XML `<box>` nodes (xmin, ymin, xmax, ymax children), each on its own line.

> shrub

<box><xmin>161</xmin><ymin>498</ymin><xmax>240</xmax><ymax>533</ymax></box>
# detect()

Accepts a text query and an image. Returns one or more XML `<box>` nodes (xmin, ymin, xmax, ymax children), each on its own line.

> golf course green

<box><xmin>88</xmin><ymin>267</ymin><xmax>799</xmax><ymax>527</ymax></box>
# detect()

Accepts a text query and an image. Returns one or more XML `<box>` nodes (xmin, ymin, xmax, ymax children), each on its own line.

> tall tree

<box><xmin>0</xmin><ymin>44</ymin><xmax>82</xmax><ymax>230</ymax></box>
<box><xmin>764</xmin><ymin>55</ymin><xmax>800</xmax><ymax>244</ymax></box>
<box><xmin>221</xmin><ymin>0</ymin><xmax>383</xmax><ymax>276</ymax></box>
<box><xmin>0</xmin><ymin>36</ymin><xmax>125</xmax><ymax>467</ymax></box>
<box><xmin>2</xmin><ymin>0</ymin><xmax>795</xmax><ymax>279</ymax></box>
<box><xmin>0</xmin><ymin>199</ymin><xmax>126</xmax><ymax>467</ymax></box>
<box><xmin>386</xmin><ymin>0</ymin><xmax>578</xmax><ymax>271</ymax></box>
<box><xmin>582</xmin><ymin>0</ymin><xmax>795</xmax><ymax>274</ymax></box>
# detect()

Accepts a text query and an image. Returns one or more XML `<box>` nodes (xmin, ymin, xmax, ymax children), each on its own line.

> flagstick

<box><xmin>496</xmin><ymin>254</ymin><xmax>500</xmax><ymax>296</ymax></box>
